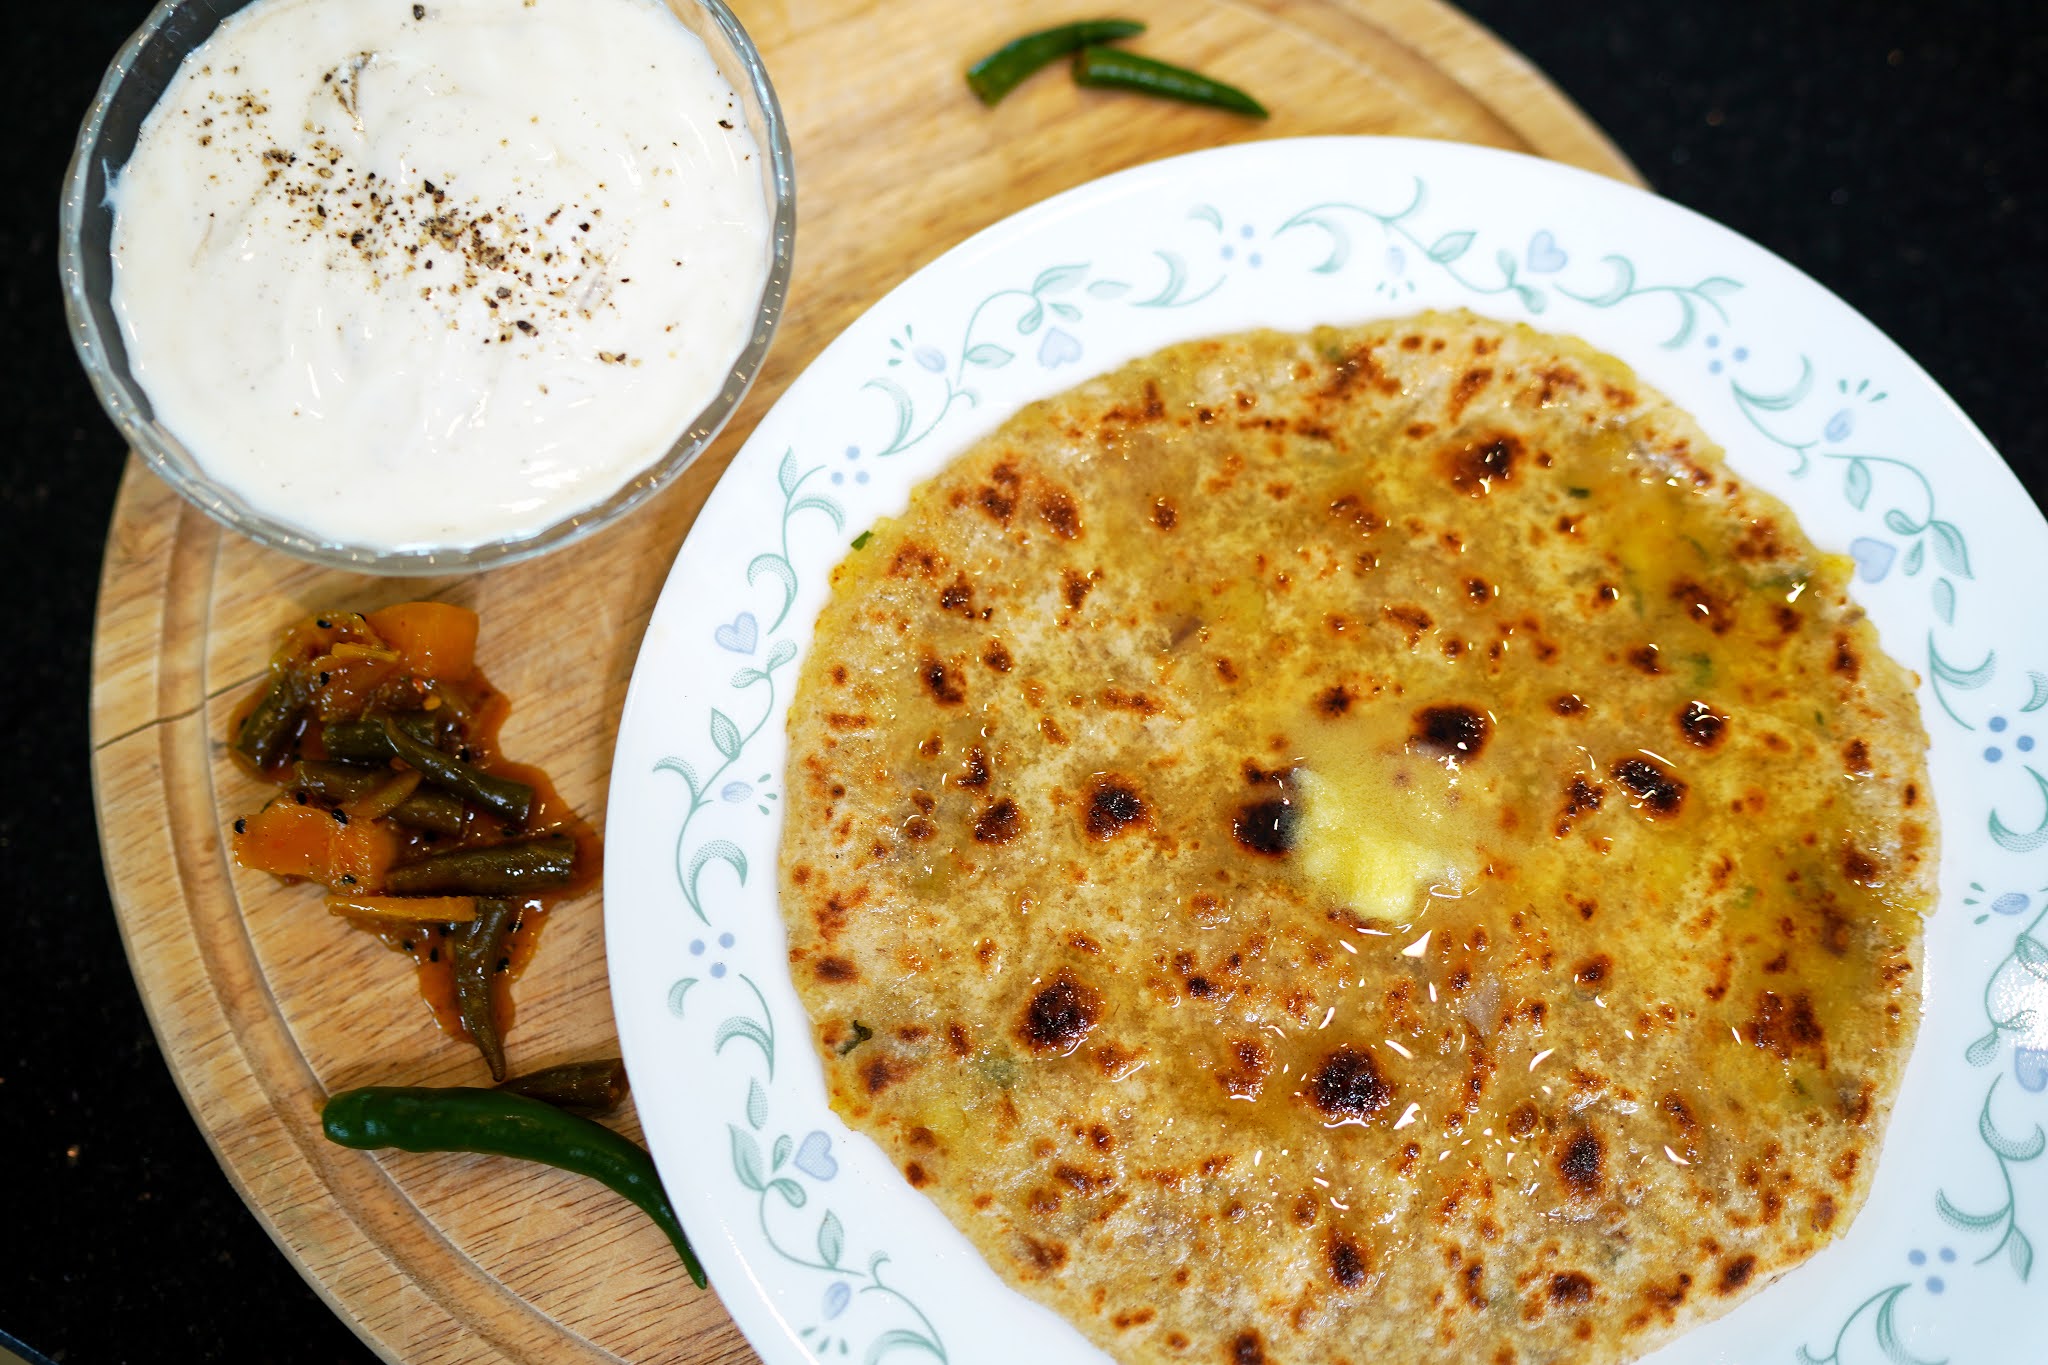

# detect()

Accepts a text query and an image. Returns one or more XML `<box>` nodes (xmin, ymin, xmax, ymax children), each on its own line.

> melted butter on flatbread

<box><xmin>1296</xmin><ymin>717</ymin><xmax>1488</xmax><ymax>919</ymax></box>
<box><xmin>779</xmin><ymin>311</ymin><xmax>1934</xmax><ymax>1365</ymax></box>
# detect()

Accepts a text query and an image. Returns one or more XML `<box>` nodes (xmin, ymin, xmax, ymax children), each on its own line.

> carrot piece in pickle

<box><xmin>326</xmin><ymin>894</ymin><xmax>479</xmax><ymax>924</ymax></box>
<box><xmin>308</xmin><ymin>646</ymin><xmax>403</xmax><ymax>721</ymax></box>
<box><xmin>233</xmin><ymin>798</ymin><xmax>401</xmax><ymax>892</ymax></box>
<box><xmin>367</xmin><ymin>602</ymin><xmax>480</xmax><ymax>681</ymax></box>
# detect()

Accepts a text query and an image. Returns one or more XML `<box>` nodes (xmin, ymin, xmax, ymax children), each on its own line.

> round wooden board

<box><xmin>88</xmin><ymin>3</ymin><xmax>1641</xmax><ymax>1361</ymax></box>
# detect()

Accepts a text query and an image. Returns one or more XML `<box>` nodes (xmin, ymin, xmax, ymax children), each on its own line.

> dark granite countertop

<box><xmin>2</xmin><ymin>2</ymin><xmax>2041</xmax><ymax>1360</ymax></box>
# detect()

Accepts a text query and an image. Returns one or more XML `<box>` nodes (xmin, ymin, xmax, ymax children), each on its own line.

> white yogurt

<box><xmin>110</xmin><ymin>0</ymin><xmax>772</xmax><ymax>551</ymax></box>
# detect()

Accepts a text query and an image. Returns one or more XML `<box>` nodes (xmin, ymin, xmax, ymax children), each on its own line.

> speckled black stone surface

<box><xmin>2</xmin><ymin>2</ymin><xmax>2042</xmax><ymax>1361</ymax></box>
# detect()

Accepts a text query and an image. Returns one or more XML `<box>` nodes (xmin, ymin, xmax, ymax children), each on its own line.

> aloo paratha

<box><xmin>778</xmin><ymin>311</ymin><xmax>1934</xmax><ymax>1365</ymax></box>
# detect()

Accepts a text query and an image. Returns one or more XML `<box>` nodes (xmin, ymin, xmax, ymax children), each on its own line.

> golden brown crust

<box><xmin>780</xmin><ymin>312</ymin><xmax>1935</xmax><ymax>1365</ymax></box>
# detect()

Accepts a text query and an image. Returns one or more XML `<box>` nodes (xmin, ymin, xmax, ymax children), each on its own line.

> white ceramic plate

<box><xmin>606</xmin><ymin>138</ymin><xmax>2048</xmax><ymax>1365</ymax></box>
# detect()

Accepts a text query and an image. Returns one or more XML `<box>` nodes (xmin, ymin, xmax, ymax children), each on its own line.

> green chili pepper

<box><xmin>384</xmin><ymin>836</ymin><xmax>577</xmax><ymax>896</ymax></box>
<box><xmin>234</xmin><ymin>671</ymin><xmax>309</xmax><ymax>769</ymax></box>
<box><xmin>322</xmin><ymin>716</ymin><xmax>534</xmax><ymax>824</ymax></box>
<box><xmin>966</xmin><ymin>18</ymin><xmax>1145</xmax><ymax>105</ymax></box>
<box><xmin>318</xmin><ymin>712</ymin><xmax>448</xmax><ymax>760</ymax></box>
<box><xmin>292</xmin><ymin>760</ymin><xmax>466</xmax><ymax>833</ymax></box>
<box><xmin>321</xmin><ymin>1085</ymin><xmax>705</xmax><ymax>1286</ymax></box>
<box><xmin>453</xmin><ymin>898</ymin><xmax>516</xmax><ymax>1080</ymax></box>
<box><xmin>498</xmin><ymin>1058</ymin><xmax>630</xmax><ymax>1114</ymax></box>
<box><xmin>1071</xmin><ymin>45</ymin><xmax>1268</xmax><ymax>118</ymax></box>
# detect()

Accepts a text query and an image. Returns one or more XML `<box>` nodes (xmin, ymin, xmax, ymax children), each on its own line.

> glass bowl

<box><xmin>59</xmin><ymin>0</ymin><xmax>796</xmax><ymax>575</ymax></box>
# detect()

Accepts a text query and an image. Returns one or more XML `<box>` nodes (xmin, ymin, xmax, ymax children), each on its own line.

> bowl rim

<box><xmin>58</xmin><ymin>0</ymin><xmax>798</xmax><ymax>575</ymax></box>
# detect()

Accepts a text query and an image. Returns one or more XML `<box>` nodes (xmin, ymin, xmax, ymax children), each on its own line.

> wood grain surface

<box><xmin>88</xmin><ymin>2</ymin><xmax>1640</xmax><ymax>1360</ymax></box>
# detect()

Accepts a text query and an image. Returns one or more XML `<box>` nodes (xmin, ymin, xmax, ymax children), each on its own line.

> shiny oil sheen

<box><xmin>779</xmin><ymin>312</ymin><xmax>1935</xmax><ymax>1365</ymax></box>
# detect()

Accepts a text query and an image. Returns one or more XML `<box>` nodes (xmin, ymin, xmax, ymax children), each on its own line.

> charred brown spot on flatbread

<box><xmin>1443</xmin><ymin>432</ymin><xmax>1519</xmax><ymax>495</ymax></box>
<box><xmin>1039</xmin><ymin>487</ymin><xmax>1082</xmax><ymax>540</ymax></box>
<box><xmin>1324</xmin><ymin>345</ymin><xmax>1397</xmax><ymax>399</ymax></box>
<box><xmin>1671</xmin><ymin>579</ymin><xmax>1733</xmax><ymax>634</ymax></box>
<box><xmin>1612</xmin><ymin>756</ymin><xmax>1685</xmax><ymax>816</ymax></box>
<box><xmin>1449</xmin><ymin>367</ymin><xmax>1493</xmax><ymax>422</ymax></box>
<box><xmin>973</xmin><ymin>798</ymin><xmax>1024</xmax><ymax>844</ymax></box>
<box><xmin>1414</xmin><ymin>704</ymin><xmax>1489</xmax><ymax>759</ymax></box>
<box><xmin>1020</xmin><ymin>1234</ymin><xmax>1068</xmax><ymax>1275</ymax></box>
<box><xmin>1843</xmin><ymin>844</ymin><xmax>1884</xmax><ymax>886</ymax></box>
<box><xmin>1384</xmin><ymin>603</ymin><xmax>1433</xmax><ymax>643</ymax></box>
<box><xmin>920</xmin><ymin>657</ymin><xmax>965</xmax><ymax>705</ymax></box>
<box><xmin>1643</xmin><ymin>1273</ymin><xmax>1694</xmax><ymax>1319</ymax></box>
<box><xmin>1744</xmin><ymin>990</ymin><xmax>1827</xmax><ymax>1063</ymax></box>
<box><xmin>1550</xmin><ymin>1271</ymin><xmax>1595</xmax><ymax>1306</ymax></box>
<box><xmin>939</xmin><ymin>574</ymin><xmax>977</xmax><ymax>616</ymax></box>
<box><xmin>1101</xmin><ymin>687</ymin><xmax>1160</xmax><ymax>715</ymax></box>
<box><xmin>1020</xmin><ymin>972</ymin><xmax>1100</xmax><ymax>1055</ymax></box>
<box><xmin>1833</xmin><ymin>632</ymin><xmax>1861</xmax><ymax>678</ymax></box>
<box><xmin>1308</xmin><ymin>1046</ymin><xmax>1391</xmax><ymax>1123</ymax></box>
<box><xmin>1557</xmin><ymin>1127</ymin><xmax>1605</xmax><ymax>1197</ymax></box>
<box><xmin>1217</xmin><ymin>1038</ymin><xmax>1272</xmax><ymax>1100</ymax></box>
<box><xmin>1678</xmin><ymin>700</ymin><xmax>1728</xmax><ymax>749</ymax></box>
<box><xmin>1508</xmin><ymin>1102</ymin><xmax>1540</xmax><ymax>1137</ymax></box>
<box><xmin>1232</xmin><ymin>798</ymin><xmax>1297</xmax><ymax>856</ymax></box>
<box><xmin>1329</xmin><ymin>1234</ymin><xmax>1369</xmax><ymax>1288</ymax></box>
<box><xmin>888</xmin><ymin>542</ymin><xmax>940</xmax><ymax>580</ymax></box>
<box><xmin>1716</xmin><ymin>1255</ymin><xmax>1756</xmax><ymax>1294</ymax></box>
<box><xmin>1558</xmin><ymin>776</ymin><xmax>1604</xmax><ymax>835</ymax></box>
<box><xmin>1062</xmin><ymin>568</ymin><xmax>1096</xmax><ymax>609</ymax></box>
<box><xmin>1328</xmin><ymin>492</ymin><xmax>1383</xmax><ymax>535</ymax></box>
<box><xmin>1086</xmin><ymin>778</ymin><xmax>1147</xmax><ymax>839</ymax></box>
<box><xmin>978</xmin><ymin>463</ymin><xmax>1020</xmax><ymax>522</ymax></box>
<box><xmin>862</xmin><ymin>1055</ymin><xmax>910</xmax><ymax>1094</ymax></box>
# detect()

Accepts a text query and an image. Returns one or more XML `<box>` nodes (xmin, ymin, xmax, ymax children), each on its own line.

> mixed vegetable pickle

<box><xmin>226</xmin><ymin>602</ymin><xmax>598</xmax><ymax>1080</ymax></box>
<box><xmin>232</xmin><ymin>605</ymin><xmax>700</xmax><ymax>1278</ymax></box>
